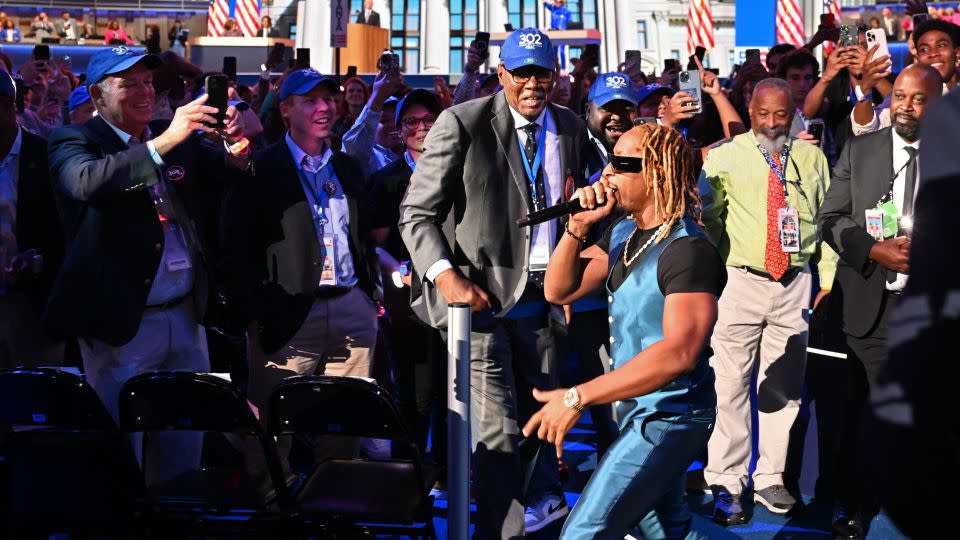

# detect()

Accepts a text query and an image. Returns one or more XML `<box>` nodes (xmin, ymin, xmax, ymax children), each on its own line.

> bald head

<box><xmin>891</xmin><ymin>63</ymin><xmax>943</xmax><ymax>142</ymax></box>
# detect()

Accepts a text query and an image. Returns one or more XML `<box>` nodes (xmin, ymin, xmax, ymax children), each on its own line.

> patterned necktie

<box><xmin>520</xmin><ymin>123</ymin><xmax>547</xmax><ymax>211</ymax></box>
<box><xmin>902</xmin><ymin>146</ymin><xmax>917</xmax><ymax>217</ymax></box>
<box><xmin>764</xmin><ymin>153</ymin><xmax>789</xmax><ymax>281</ymax></box>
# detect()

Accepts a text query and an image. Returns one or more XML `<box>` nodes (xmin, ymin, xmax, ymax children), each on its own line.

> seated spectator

<box><xmin>80</xmin><ymin>23</ymin><xmax>96</xmax><ymax>40</ymax></box>
<box><xmin>104</xmin><ymin>19</ymin><xmax>133</xmax><ymax>44</ymax></box>
<box><xmin>1</xmin><ymin>19</ymin><xmax>20</xmax><ymax>43</ymax></box>
<box><xmin>222</xmin><ymin>18</ymin><xmax>244</xmax><ymax>37</ymax></box>
<box><xmin>30</xmin><ymin>12</ymin><xmax>55</xmax><ymax>40</ymax></box>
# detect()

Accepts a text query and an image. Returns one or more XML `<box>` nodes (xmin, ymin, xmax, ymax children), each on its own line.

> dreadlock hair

<box><xmin>630</xmin><ymin>123</ymin><xmax>701</xmax><ymax>242</ymax></box>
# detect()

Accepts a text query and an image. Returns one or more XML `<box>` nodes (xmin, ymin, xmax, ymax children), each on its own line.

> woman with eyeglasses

<box><xmin>525</xmin><ymin>123</ymin><xmax>725</xmax><ymax>539</ymax></box>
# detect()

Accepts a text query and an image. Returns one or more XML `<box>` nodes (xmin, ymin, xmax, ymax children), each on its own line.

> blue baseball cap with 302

<box><xmin>588</xmin><ymin>72</ymin><xmax>638</xmax><ymax>107</ymax></box>
<box><xmin>279</xmin><ymin>68</ymin><xmax>340</xmax><ymax>101</ymax></box>
<box><xmin>499</xmin><ymin>28</ymin><xmax>555</xmax><ymax>71</ymax></box>
<box><xmin>85</xmin><ymin>45</ymin><xmax>160</xmax><ymax>88</ymax></box>
<box><xmin>68</xmin><ymin>86</ymin><xmax>91</xmax><ymax>111</ymax></box>
<box><xmin>635</xmin><ymin>83</ymin><xmax>675</xmax><ymax>104</ymax></box>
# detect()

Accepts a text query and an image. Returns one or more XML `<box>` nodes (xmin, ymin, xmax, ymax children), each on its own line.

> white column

<box><xmin>614</xmin><ymin>0</ymin><xmax>634</xmax><ymax>71</ymax></box>
<box><xmin>421</xmin><ymin>0</ymin><xmax>450</xmax><ymax>73</ymax></box>
<box><xmin>374</xmin><ymin>0</ymin><xmax>392</xmax><ymax>30</ymax></box>
<box><xmin>487</xmin><ymin>0</ymin><xmax>509</xmax><ymax>69</ymax></box>
<box><xmin>298</xmin><ymin>0</ymin><xmax>335</xmax><ymax>74</ymax></box>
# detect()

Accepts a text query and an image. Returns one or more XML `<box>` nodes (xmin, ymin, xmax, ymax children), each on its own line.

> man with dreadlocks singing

<box><xmin>523</xmin><ymin>123</ymin><xmax>726</xmax><ymax>539</ymax></box>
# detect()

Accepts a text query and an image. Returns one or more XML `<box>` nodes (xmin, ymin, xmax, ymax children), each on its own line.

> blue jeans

<box><xmin>561</xmin><ymin>409</ymin><xmax>715</xmax><ymax>540</ymax></box>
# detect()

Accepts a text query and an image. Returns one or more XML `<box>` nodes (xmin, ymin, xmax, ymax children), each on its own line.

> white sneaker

<box><xmin>524</xmin><ymin>491</ymin><xmax>569</xmax><ymax>533</ymax></box>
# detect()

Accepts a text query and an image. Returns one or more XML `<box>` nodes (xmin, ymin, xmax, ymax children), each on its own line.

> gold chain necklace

<box><xmin>623</xmin><ymin>223</ymin><xmax>667</xmax><ymax>267</ymax></box>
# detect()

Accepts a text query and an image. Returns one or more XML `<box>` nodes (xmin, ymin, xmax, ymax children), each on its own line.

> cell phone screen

<box><xmin>476</xmin><ymin>31</ymin><xmax>490</xmax><ymax>60</ymax></box>
<box><xmin>205</xmin><ymin>75</ymin><xmax>229</xmax><ymax>129</ymax></box>
<box><xmin>33</xmin><ymin>45</ymin><xmax>50</xmax><ymax>62</ymax></box>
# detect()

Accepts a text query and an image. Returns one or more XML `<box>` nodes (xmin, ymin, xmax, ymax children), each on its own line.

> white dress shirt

<box><xmin>886</xmin><ymin>128</ymin><xmax>919</xmax><ymax>291</ymax></box>
<box><xmin>286</xmin><ymin>133</ymin><xmax>358</xmax><ymax>288</ymax></box>
<box><xmin>423</xmin><ymin>105</ymin><xmax>562</xmax><ymax>282</ymax></box>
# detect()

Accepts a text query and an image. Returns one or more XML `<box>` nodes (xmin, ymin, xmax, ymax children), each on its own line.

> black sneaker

<box><xmin>710</xmin><ymin>484</ymin><xmax>748</xmax><ymax>526</ymax></box>
<box><xmin>832</xmin><ymin>505</ymin><xmax>864</xmax><ymax>540</ymax></box>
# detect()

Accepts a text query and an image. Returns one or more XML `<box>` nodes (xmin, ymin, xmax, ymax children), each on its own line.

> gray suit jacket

<box><xmin>818</xmin><ymin>126</ymin><xmax>896</xmax><ymax>337</ymax></box>
<box><xmin>399</xmin><ymin>92</ymin><xmax>590</xmax><ymax>328</ymax></box>
<box><xmin>56</xmin><ymin>18</ymin><xmax>79</xmax><ymax>38</ymax></box>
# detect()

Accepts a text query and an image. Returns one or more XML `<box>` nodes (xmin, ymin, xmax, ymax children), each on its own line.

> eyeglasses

<box><xmin>508</xmin><ymin>69</ymin><xmax>554</xmax><ymax>85</ymax></box>
<box><xmin>610</xmin><ymin>154</ymin><xmax>644</xmax><ymax>173</ymax></box>
<box><xmin>401</xmin><ymin>116</ymin><xmax>436</xmax><ymax>129</ymax></box>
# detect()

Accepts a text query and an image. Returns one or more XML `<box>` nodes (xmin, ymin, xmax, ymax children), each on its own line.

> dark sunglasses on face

<box><xmin>508</xmin><ymin>68</ymin><xmax>553</xmax><ymax>85</ymax></box>
<box><xmin>610</xmin><ymin>154</ymin><xmax>644</xmax><ymax>173</ymax></box>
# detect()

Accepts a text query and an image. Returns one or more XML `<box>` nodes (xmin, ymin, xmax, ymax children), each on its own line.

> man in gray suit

<box><xmin>56</xmin><ymin>12</ymin><xmax>80</xmax><ymax>40</ymax></box>
<box><xmin>400</xmin><ymin>27</ymin><xmax>590</xmax><ymax>538</ymax></box>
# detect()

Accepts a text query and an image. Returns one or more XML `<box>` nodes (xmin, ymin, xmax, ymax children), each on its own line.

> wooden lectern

<box><xmin>339</xmin><ymin>24</ymin><xmax>389</xmax><ymax>73</ymax></box>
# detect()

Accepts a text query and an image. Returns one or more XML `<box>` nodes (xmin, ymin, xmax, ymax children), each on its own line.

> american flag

<box><xmin>823</xmin><ymin>0</ymin><xmax>842</xmax><ymax>56</ymax></box>
<box><xmin>207</xmin><ymin>0</ymin><xmax>229</xmax><ymax>36</ymax></box>
<box><xmin>235</xmin><ymin>0</ymin><xmax>261</xmax><ymax>37</ymax></box>
<box><xmin>776</xmin><ymin>0</ymin><xmax>806</xmax><ymax>47</ymax></box>
<box><xmin>687</xmin><ymin>0</ymin><xmax>715</xmax><ymax>55</ymax></box>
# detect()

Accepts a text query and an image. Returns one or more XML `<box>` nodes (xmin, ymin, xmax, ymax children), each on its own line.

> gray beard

<box><xmin>755</xmin><ymin>131</ymin><xmax>788</xmax><ymax>156</ymax></box>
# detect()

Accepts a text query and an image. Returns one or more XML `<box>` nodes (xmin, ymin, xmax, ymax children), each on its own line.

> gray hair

<box><xmin>751</xmin><ymin>77</ymin><xmax>795</xmax><ymax>109</ymax></box>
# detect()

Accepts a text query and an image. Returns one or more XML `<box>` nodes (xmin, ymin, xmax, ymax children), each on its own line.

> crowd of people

<box><xmin>1</xmin><ymin>0</ymin><xmax>958</xmax><ymax>538</ymax></box>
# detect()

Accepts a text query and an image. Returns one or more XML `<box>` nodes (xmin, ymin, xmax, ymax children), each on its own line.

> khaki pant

<box><xmin>246</xmin><ymin>287</ymin><xmax>378</xmax><ymax>410</ymax></box>
<box><xmin>704</xmin><ymin>266</ymin><xmax>811</xmax><ymax>493</ymax></box>
<box><xmin>78</xmin><ymin>299</ymin><xmax>209</xmax><ymax>486</ymax></box>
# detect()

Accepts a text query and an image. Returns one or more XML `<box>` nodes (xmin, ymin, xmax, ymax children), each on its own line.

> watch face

<box><xmin>563</xmin><ymin>388</ymin><xmax>579</xmax><ymax>408</ymax></box>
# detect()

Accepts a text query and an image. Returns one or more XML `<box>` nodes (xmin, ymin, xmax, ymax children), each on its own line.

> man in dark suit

<box><xmin>818</xmin><ymin>63</ymin><xmax>943</xmax><ymax>540</ymax></box>
<box><xmin>356</xmin><ymin>0</ymin><xmax>381</xmax><ymax>26</ymax></box>
<box><xmin>0</xmin><ymin>70</ymin><xmax>64</xmax><ymax>368</ymax></box>
<box><xmin>221</xmin><ymin>69</ymin><xmax>381</xmax><ymax>412</ymax></box>
<box><xmin>45</xmin><ymin>46</ymin><xmax>250</xmax><ymax>484</ymax></box>
<box><xmin>399</xmin><ymin>27</ymin><xmax>591</xmax><ymax>538</ymax></box>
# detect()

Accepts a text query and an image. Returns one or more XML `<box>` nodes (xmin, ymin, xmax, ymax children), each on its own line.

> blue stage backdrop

<box><xmin>736</xmin><ymin>0</ymin><xmax>777</xmax><ymax>47</ymax></box>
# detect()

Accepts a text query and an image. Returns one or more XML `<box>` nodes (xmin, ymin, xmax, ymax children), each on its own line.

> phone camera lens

<box><xmin>679</xmin><ymin>73</ymin><xmax>689</xmax><ymax>83</ymax></box>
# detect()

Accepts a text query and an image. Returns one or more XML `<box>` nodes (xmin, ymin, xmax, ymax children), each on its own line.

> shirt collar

<box><xmin>101</xmin><ymin>116</ymin><xmax>150</xmax><ymax>145</ymax></box>
<box><xmin>890</xmin><ymin>127</ymin><xmax>919</xmax><ymax>151</ymax></box>
<box><xmin>285</xmin><ymin>131</ymin><xmax>334</xmax><ymax>170</ymax></box>
<box><xmin>509</xmin><ymin>105</ymin><xmax>547</xmax><ymax>132</ymax></box>
<box><xmin>587</xmin><ymin>131</ymin><xmax>608</xmax><ymax>161</ymax></box>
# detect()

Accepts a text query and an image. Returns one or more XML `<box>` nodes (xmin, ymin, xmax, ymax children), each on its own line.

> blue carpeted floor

<box><xmin>421</xmin><ymin>410</ymin><xmax>908</xmax><ymax>540</ymax></box>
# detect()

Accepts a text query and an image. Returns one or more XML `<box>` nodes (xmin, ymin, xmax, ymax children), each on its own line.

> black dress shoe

<box><xmin>710</xmin><ymin>485</ymin><xmax>748</xmax><ymax>526</ymax></box>
<box><xmin>832</xmin><ymin>509</ymin><xmax>864</xmax><ymax>540</ymax></box>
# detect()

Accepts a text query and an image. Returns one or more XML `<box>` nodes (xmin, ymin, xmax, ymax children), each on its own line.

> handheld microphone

<box><xmin>516</xmin><ymin>199</ymin><xmax>585</xmax><ymax>227</ymax></box>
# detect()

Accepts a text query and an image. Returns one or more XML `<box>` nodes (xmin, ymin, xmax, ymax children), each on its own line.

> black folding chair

<box><xmin>118</xmin><ymin>371</ymin><xmax>295</xmax><ymax>536</ymax></box>
<box><xmin>268</xmin><ymin>375</ymin><xmax>438</xmax><ymax>539</ymax></box>
<box><xmin>0</xmin><ymin>368</ymin><xmax>143</xmax><ymax>536</ymax></box>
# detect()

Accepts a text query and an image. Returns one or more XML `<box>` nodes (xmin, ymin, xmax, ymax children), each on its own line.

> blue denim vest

<box><xmin>606</xmin><ymin>216</ymin><xmax>717</xmax><ymax>430</ymax></box>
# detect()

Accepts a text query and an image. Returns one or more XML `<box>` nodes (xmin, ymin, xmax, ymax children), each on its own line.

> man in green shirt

<box><xmin>698</xmin><ymin>77</ymin><xmax>837</xmax><ymax>526</ymax></box>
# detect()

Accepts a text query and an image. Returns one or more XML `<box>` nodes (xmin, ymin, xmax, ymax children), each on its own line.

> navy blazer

<box><xmin>44</xmin><ymin>116</ymin><xmax>247</xmax><ymax>346</ymax></box>
<box><xmin>221</xmin><ymin>139</ymin><xmax>381</xmax><ymax>354</ymax></box>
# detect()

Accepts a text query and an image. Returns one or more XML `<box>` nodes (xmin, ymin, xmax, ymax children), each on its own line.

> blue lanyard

<box><xmin>301</xmin><ymin>165</ymin><xmax>331</xmax><ymax>226</ymax></box>
<box><xmin>516</xmin><ymin>123</ymin><xmax>547</xmax><ymax>202</ymax></box>
<box><xmin>757</xmin><ymin>143</ymin><xmax>792</xmax><ymax>205</ymax></box>
<box><xmin>404</xmin><ymin>151</ymin><xmax>415</xmax><ymax>172</ymax></box>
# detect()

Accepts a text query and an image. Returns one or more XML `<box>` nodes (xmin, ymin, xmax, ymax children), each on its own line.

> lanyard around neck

<box><xmin>516</xmin><ymin>123</ymin><xmax>547</xmax><ymax>193</ymax></box>
<box><xmin>757</xmin><ymin>142</ymin><xmax>792</xmax><ymax>204</ymax></box>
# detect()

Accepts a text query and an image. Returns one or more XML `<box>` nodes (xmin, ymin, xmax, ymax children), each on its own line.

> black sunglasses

<box><xmin>610</xmin><ymin>154</ymin><xmax>644</xmax><ymax>173</ymax></box>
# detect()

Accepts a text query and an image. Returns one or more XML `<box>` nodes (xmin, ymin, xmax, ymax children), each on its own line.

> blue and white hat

<box><xmin>588</xmin><ymin>72</ymin><xmax>638</xmax><ymax>107</ymax></box>
<box><xmin>635</xmin><ymin>83</ymin><xmax>675</xmax><ymax>105</ymax></box>
<box><xmin>499</xmin><ymin>28</ymin><xmax>555</xmax><ymax>71</ymax></box>
<box><xmin>279</xmin><ymin>68</ymin><xmax>339</xmax><ymax>101</ymax></box>
<box><xmin>85</xmin><ymin>45</ymin><xmax>159</xmax><ymax>88</ymax></box>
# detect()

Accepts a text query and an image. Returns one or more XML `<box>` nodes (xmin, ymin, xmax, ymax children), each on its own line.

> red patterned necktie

<box><xmin>764</xmin><ymin>153</ymin><xmax>789</xmax><ymax>281</ymax></box>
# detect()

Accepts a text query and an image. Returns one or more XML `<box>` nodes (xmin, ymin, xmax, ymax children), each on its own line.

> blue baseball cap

<box><xmin>635</xmin><ymin>83</ymin><xmax>675</xmax><ymax>104</ymax></box>
<box><xmin>85</xmin><ymin>45</ymin><xmax>160</xmax><ymax>88</ymax></box>
<box><xmin>68</xmin><ymin>86</ymin><xmax>91</xmax><ymax>111</ymax></box>
<box><xmin>588</xmin><ymin>72</ymin><xmax>638</xmax><ymax>107</ymax></box>
<box><xmin>279</xmin><ymin>68</ymin><xmax>339</xmax><ymax>101</ymax></box>
<box><xmin>396</xmin><ymin>89</ymin><xmax>442</xmax><ymax>129</ymax></box>
<box><xmin>499</xmin><ymin>28</ymin><xmax>555</xmax><ymax>71</ymax></box>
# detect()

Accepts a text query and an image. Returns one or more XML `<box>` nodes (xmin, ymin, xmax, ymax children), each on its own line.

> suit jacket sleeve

<box><xmin>698</xmin><ymin>151</ymin><xmax>728</xmax><ymax>247</ymax></box>
<box><xmin>818</xmin><ymin>138</ymin><xmax>876</xmax><ymax>275</ymax></box>
<box><xmin>48</xmin><ymin>127</ymin><xmax>160</xmax><ymax>204</ymax></box>
<box><xmin>813</xmin><ymin>151</ymin><xmax>838</xmax><ymax>288</ymax></box>
<box><xmin>399</xmin><ymin>108</ymin><xmax>464</xmax><ymax>278</ymax></box>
